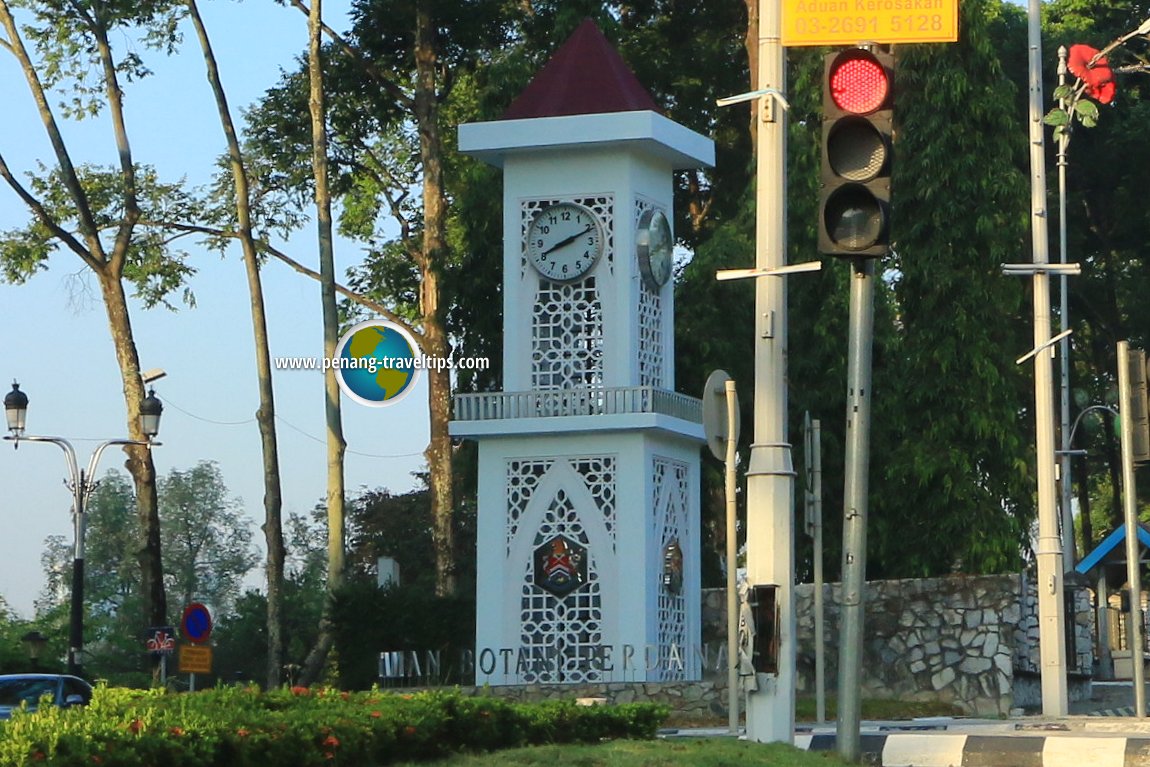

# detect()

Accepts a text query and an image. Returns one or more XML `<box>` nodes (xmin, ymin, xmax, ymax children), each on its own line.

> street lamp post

<box><xmin>21</xmin><ymin>630</ymin><xmax>47</xmax><ymax>671</ymax></box>
<box><xmin>4</xmin><ymin>380</ymin><xmax>163</xmax><ymax>677</ymax></box>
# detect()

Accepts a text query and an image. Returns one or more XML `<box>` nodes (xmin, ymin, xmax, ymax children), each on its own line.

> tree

<box><xmin>182</xmin><ymin>0</ymin><xmax>290</xmax><ymax>689</ymax></box>
<box><xmin>1041</xmin><ymin>0</ymin><xmax>1150</xmax><ymax>547</ymax></box>
<box><xmin>0</xmin><ymin>0</ymin><xmax>188</xmax><ymax>641</ymax></box>
<box><xmin>38</xmin><ymin>466</ymin><xmax>257</xmax><ymax>683</ymax></box>
<box><xmin>158</xmin><ymin>461</ymin><xmax>259</xmax><ymax>612</ymax></box>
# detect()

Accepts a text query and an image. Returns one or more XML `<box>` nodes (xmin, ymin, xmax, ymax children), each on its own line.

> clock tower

<box><xmin>453</xmin><ymin>20</ymin><xmax>714</xmax><ymax>685</ymax></box>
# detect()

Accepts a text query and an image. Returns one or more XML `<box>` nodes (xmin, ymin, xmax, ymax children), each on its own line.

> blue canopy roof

<box><xmin>1075</xmin><ymin>523</ymin><xmax>1150</xmax><ymax>576</ymax></box>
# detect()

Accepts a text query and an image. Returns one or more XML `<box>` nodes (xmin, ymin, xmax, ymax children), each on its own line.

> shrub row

<box><xmin>0</xmin><ymin>685</ymin><xmax>669</xmax><ymax>766</ymax></box>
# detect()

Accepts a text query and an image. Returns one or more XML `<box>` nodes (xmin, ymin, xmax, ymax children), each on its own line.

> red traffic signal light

<box><xmin>819</xmin><ymin>49</ymin><xmax>894</xmax><ymax>257</ymax></box>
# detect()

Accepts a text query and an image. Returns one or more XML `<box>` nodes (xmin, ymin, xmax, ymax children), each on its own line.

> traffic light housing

<box><xmin>819</xmin><ymin>48</ymin><xmax>894</xmax><ymax>257</ymax></box>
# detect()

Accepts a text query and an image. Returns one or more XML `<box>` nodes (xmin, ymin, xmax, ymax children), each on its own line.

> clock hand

<box><xmin>542</xmin><ymin>226</ymin><xmax>593</xmax><ymax>256</ymax></box>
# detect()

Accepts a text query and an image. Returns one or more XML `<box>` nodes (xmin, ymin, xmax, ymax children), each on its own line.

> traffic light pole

<box><xmin>836</xmin><ymin>258</ymin><xmax>875</xmax><ymax>763</ymax></box>
<box><xmin>744</xmin><ymin>0</ymin><xmax>796</xmax><ymax>745</ymax></box>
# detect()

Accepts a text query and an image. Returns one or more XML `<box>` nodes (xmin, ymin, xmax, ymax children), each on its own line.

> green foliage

<box><xmin>0</xmin><ymin>685</ymin><xmax>667</xmax><ymax>766</ymax></box>
<box><xmin>9</xmin><ymin>0</ymin><xmax>186</xmax><ymax>119</ymax></box>
<box><xmin>864</xmin><ymin>0</ymin><xmax>1035</xmax><ymax>577</ymax></box>
<box><xmin>158</xmin><ymin>461</ymin><xmax>259</xmax><ymax>611</ymax></box>
<box><xmin>36</xmin><ymin>465</ymin><xmax>258</xmax><ymax>684</ymax></box>
<box><xmin>0</xmin><ymin>164</ymin><xmax>196</xmax><ymax>308</ymax></box>
<box><xmin>330</xmin><ymin>582</ymin><xmax>476</xmax><ymax>689</ymax></box>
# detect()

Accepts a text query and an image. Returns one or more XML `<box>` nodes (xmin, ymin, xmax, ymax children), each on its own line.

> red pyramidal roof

<box><xmin>502</xmin><ymin>19</ymin><xmax>660</xmax><ymax>120</ymax></box>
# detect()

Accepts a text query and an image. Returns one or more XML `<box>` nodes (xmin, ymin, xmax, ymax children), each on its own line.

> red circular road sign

<box><xmin>181</xmin><ymin>602</ymin><xmax>213</xmax><ymax>645</ymax></box>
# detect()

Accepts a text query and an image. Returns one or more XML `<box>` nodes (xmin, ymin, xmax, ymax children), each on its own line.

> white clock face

<box><xmin>527</xmin><ymin>202</ymin><xmax>605</xmax><ymax>282</ymax></box>
<box><xmin>637</xmin><ymin>208</ymin><xmax>673</xmax><ymax>289</ymax></box>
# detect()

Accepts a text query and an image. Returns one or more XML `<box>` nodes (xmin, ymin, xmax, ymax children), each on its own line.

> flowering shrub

<box><xmin>0</xmin><ymin>685</ymin><xmax>668</xmax><ymax>766</ymax></box>
<box><xmin>1044</xmin><ymin>17</ymin><xmax>1150</xmax><ymax>140</ymax></box>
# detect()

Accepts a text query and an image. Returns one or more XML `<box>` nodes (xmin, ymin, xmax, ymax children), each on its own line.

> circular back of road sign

<box><xmin>181</xmin><ymin>602</ymin><xmax>213</xmax><ymax>645</ymax></box>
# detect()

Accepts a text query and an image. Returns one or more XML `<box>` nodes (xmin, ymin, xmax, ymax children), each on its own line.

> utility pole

<box><xmin>744</xmin><ymin>0</ymin><xmax>795</xmax><ymax>744</ymax></box>
<box><xmin>1026</xmin><ymin>0</ymin><xmax>1068</xmax><ymax>716</ymax></box>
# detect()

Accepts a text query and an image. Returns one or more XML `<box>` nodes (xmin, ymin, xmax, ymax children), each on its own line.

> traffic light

<box><xmin>819</xmin><ymin>48</ymin><xmax>894</xmax><ymax>257</ymax></box>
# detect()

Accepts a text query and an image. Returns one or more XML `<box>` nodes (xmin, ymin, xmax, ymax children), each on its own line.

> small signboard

<box><xmin>181</xmin><ymin>603</ymin><xmax>213</xmax><ymax>645</ymax></box>
<box><xmin>782</xmin><ymin>0</ymin><xmax>958</xmax><ymax>47</ymax></box>
<box><xmin>145</xmin><ymin>626</ymin><xmax>176</xmax><ymax>655</ymax></box>
<box><xmin>178</xmin><ymin>644</ymin><xmax>213</xmax><ymax>675</ymax></box>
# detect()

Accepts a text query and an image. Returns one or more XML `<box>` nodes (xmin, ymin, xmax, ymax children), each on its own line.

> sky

<box><xmin>0</xmin><ymin>0</ymin><xmax>435</xmax><ymax>617</ymax></box>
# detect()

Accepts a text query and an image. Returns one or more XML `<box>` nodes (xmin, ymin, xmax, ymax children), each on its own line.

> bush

<box><xmin>0</xmin><ymin>684</ymin><xmax>668</xmax><ymax>766</ymax></box>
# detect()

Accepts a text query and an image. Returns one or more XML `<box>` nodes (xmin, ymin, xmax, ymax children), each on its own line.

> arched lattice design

<box><xmin>653</xmin><ymin>457</ymin><xmax>690</xmax><ymax>681</ymax></box>
<box><xmin>506</xmin><ymin>457</ymin><xmax>617</xmax><ymax>554</ymax></box>
<box><xmin>531</xmin><ymin>278</ymin><xmax>604</xmax><ymax>390</ymax></box>
<box><xmin>519</xmin><ymin>490</ymin><xmax>603</xmax><ymax>683</ymax></box>
<box><xmin>570</xmin><ymin>457</ymin><xmax>617</xmax><ymax>549</ymax></box>
<box><xmin>634</xmin><ymin>199</ymin><xmax>665</xmax><ymax>387</ymax></box>
<box><xmin>506</xmin><ymin>459</ymin><xmax>554</xmax><ymax>556</ymax></box>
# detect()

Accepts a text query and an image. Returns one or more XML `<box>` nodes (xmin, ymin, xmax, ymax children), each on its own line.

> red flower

<box><xmin>1067</xmin><ymin>44</ymin><xmax>1116</xmax><ymax>104</ymax></box>
<box><xmin>323</xmin><ymin>735</ymin><xmax>340</xmax><ymax>748</ymax></box>
<box><xmin>128</xmin><ymin>719</ymin><xmax>144</xmax><ymax>735</ymax></box>
<box><xmin>370</xmin><ymin>711</ymin><xmax>382</xmax><ymax>718</ymax></box>
<box><xmin>236</xmin><ymin>728</ymin><xmax>250</xmax><ymax>738</ymax></box>
<box><xmin>290</xmin><ymin>686</ymin><xmax>310</xmax><ymax>696</ymax></box>
<box><xmin>169</xmin><ymin>727</ymin><xmax>185</xmax><ymax>737</ymax></box>
<box><xmin>403</xmin><ymin>725</ymin><xmax>418</xmax><ymax>737</ymax></box>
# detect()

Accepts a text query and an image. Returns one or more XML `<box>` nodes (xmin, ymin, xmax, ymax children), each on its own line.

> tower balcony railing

<box><xmin>452</xmin><ymin>386</ymin><xmax>702</xmax><ymax>423</ymax></box>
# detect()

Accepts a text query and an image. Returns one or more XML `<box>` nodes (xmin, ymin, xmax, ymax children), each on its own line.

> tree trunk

<box><xmin>414</xmin><ymin>0</ymin><xmax>456</xmax><ymax>597</ymax></box>
<box><xmin>186</xmin><ymin>0</ymin><xmax>287</xmax><ymax>689</ymax></box>
<box><xmin>97</xmin><ymin>273</ymin><xmax>166</xmax><ymax>633</ymax></box>
<box><xmin>301</xmin><ymin>0</ymin><xmax>347</xmax><ymax>686</ymax></box>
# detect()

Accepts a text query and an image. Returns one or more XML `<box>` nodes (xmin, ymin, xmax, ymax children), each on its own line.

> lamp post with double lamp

<box><xmin>3</xmin><ymin>378</ymin><xmax>164</xmax><ymax>677</ymax></box>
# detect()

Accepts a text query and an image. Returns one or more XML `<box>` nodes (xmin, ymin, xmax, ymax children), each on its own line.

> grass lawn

<box><xmin>396</xmin><ymin>739</ymin><xmax>852</xmax><ymax>766</ymax></box>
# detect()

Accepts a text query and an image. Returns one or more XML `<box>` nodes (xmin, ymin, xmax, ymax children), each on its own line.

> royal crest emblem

<box><xmin>662</xmin><ymin>539</ymin><xmax>683</xmax><ymax>594</ymax></box>
<box><xmin>533</xmin><ymin>534</ymin><xmax>588</xmax><ymax>598</ymax></box>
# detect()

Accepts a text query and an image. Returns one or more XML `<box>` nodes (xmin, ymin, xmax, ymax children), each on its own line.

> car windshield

<box><xmin>0</xmin><ymin>679</ymin><xmax>55</xmax><ymax>707</ymax></box>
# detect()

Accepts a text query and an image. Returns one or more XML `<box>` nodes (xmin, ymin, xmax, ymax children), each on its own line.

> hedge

<box><xmin>0</xmin><ymin>685</ymin><xmax>669</xmax><ymax>766</ymax></box>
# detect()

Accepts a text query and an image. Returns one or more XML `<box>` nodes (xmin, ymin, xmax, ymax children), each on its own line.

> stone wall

<box><xmin>702</xmin><ymin>573</ymin><xmax>1094</xmax><ymax>717</ymax></box>
<box><xmin>791</xmin><ymin>575</ymin><xmax>1020</xmax><ymax>717</ymax></box>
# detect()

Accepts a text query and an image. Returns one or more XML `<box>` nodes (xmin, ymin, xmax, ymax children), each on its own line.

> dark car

<box><xmin>0</xmin><ymin>674</ymin><xmax>93</xmax><ymax>719</ymax></box>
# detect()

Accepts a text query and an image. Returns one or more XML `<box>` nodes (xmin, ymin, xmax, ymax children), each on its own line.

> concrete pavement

<box><xmin>659</xmin><ymin>683</ymin><xmax>1150</xmax><ymax>766</ymax></box>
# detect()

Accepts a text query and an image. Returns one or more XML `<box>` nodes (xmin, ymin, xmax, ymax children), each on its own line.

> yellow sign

<box><xmin>783</xmin><ymin>0</ymin><xmax>958</xmax><ymax>47</ymax></box>
<box><xmin>178</xmin><ymin>644</ymin><xmax>213</xmax><ymax>674</ymax></box>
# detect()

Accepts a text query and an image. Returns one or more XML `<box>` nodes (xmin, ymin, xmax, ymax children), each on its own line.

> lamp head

<box><xmin>140</xmin><ymin>387</ymin><xmax>163</xmax><ymax>439</ymax></box>
<box><xmin>4</xmin><ymin>380</ymin><xmax>28</xmax><ymax>436</ymax></box>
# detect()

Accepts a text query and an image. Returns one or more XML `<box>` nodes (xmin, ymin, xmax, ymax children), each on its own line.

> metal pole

<box><xmin>1118</xmin><ymin>340</ymin><xmax>1146</xmax><ymax>717</ymax></box>
<box><xmin>1057</xmin><ymin>45</ymin><xmax>1075</xmax><ymax>568</ymax></box>
<box><xmin>725</xmin><ymin>379</ymin><xmax>740</xmax><ymax>735</ymax></box>
<box><xmin>836</xmin><ymin>259</ymin><xmax>876</xmax><ymax>763</ymax></box>
<box><xmin>1028</xmin><ymin>0</ymin><xmax>1069</xmax><ymax>716</ymax></box>
<box><xmin>812</xmin><ymin>419</ymin><xmax>825</xmax><ymax>724</ymax></box>
<box><xmin>744</xmin><ymin>0</ymin><xmax>795</xmax><ymax>744</ymax></box>
<box><xmin>69</xmin><ymin>468</ymin><xmax>86</xmax><ymax>677</ymax></box>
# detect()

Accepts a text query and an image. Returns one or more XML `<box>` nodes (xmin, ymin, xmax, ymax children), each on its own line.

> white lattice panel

<box><xmin>531</xmin><ymin>278</ymin><xmax>605</xmax><ymax>390</ymax></box>
<box><xmin>506</xmin><ymin>459</ymin><xmax>554</xmax><ymax>556</ymax></box>
<box><xmin>570</xmin><ymin>457</ymin><xmax>617</xmax><ymax>550</ymax></box>
<box><xmin>506</xmin><ymin>457</ymin><xmax>617</xmax><ymax>553</ymax></box>
<box><xmin>519</xmin><ymin>489</ymin><xmax>603</xmax><ymax>683</ymax></box>
<box><xmin>653</xmin><ymin>456</ymin><xmax>690</xmax><ymax>681</ymax></box>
